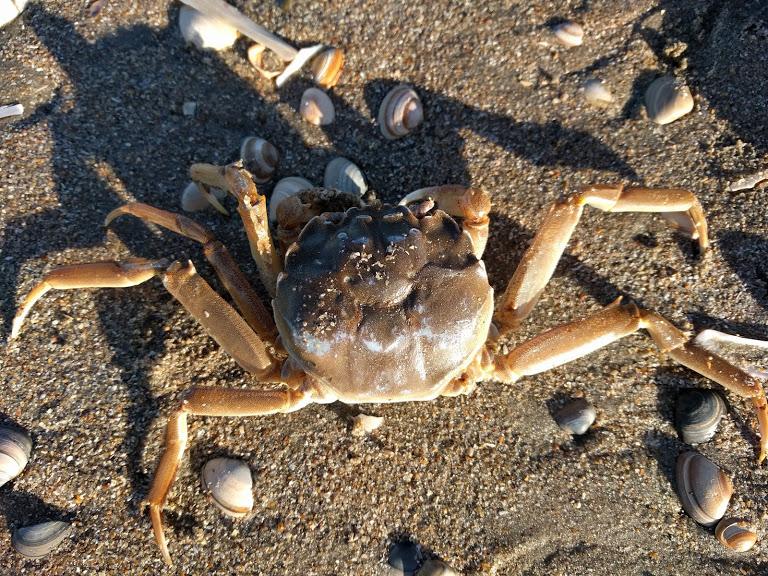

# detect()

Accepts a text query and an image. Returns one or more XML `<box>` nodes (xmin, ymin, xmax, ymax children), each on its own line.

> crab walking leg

<box><xmin>399</xmin><ymin>186</ymin><xmax>491</xmax><ymax>258</ymax></box>
<box><xmin>11</xmin><ymin>259</ymin><xmax>166</xmax><ymax>338</ymax></box>
<box><xmin>493</xmin><ymin>299</ymin><xmax>768</xmax><ymax>462</ymax></box>
<box><xmin>105</xmin><ymin>203</ymin><xmax>278</xmax><ymax>342</ymax></box>
<box><xmin>190</xmin><ymin>164</ymin><xmax>282</xmax><ymax>296</ymax></box>
<box><xmin>494</xmin><ymin>184</ymin><xmax>709</xmax><ymax>333</ymax></box>
<box><xmin>145</xmin><ymin>385</ymin><xmax>311</xmax><ymax>565</ymax></box>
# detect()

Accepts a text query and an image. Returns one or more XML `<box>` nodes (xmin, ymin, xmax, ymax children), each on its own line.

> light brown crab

<box><xmin>11</xmin><ymin>164</ymin><xmax>768</xmax><ymax>565</ymax></box>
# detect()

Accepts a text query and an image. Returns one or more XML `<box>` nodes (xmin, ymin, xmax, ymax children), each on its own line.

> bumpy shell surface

<box><xmin>0</xmin><ymin>426</ymin><xmax>31</xmax><ymax>488</ymax></box>
<box><xmin>645</xmin><ymin>76</ymin><xmax>693</xmax><ymax>125</ymax></box>
<box><xmin>323</xmin><ymin>157</ymin><xmax>367</xmax><ymax>196</ymax></box>
<box><xmin>378</xmin><ymin>85</ymin><xmax>423</xmax><ymax>140</ymax></box>
<box><xmin>178</xmin><ymin>5</ymin><xmax>238</xmax><ymax>51</ymax></box>
<box><xmin>300</xmin><ymin>88</ymin><xmax>335</xmax><ymax>126</ymax></box>
<box><xmin>12</xmin><ymin>520</ymin><xmax>72</xmax><ymax>558</ymax></box>
<box><xmin>241</xmin><ymin>137</ymin><xmax>279</xmax><ymax>183</ymax></box>
<box><xmin>269</xmin><ymin>176</ymin><xmax>315</xmax><ymax>223</ymax></box>
<box><xmin>311</xmin><ymin>47</ymin><xmax>344</xmax><ymax>89</ymax></box>
<box><xmin>201</xmin><ymin>458</ymin><xmax>254</xmax><ymax>517</ymax></box>
<box><xmin>676</xmin><ymin>451</ymin><xmax>732</xmax><ymax>526</ymax></box>
<box><xmin>554</xmin><ymin>398</ymin><xmax>596</xmax><ymax>435</ymax></box>
<box><xmin>715</xmin><ymin>517</ymin><xmax>758</xmax><ymax>552</ymax></box>
<box><xmin>552</xmin><ymin>21</ymin><xmax>583</xmax><ymax>47</ymax></box>
<box><xmin>274</xmin><ymin>203</ymin><xmax>494</xmax><ymax>404</ymax></box>
<box><xmin>675</xmin><ymin>389</ymin><xmax>726</xmax><ymax>445</ymax></box>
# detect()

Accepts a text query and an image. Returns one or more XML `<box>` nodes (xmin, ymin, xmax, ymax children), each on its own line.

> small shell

<box><xmin>0</xmin><ymin>426</ymin><xmax>32</xmax><ymax>488</ymax></box>
<box><xmin>583</xmin><ymin>79</ymin><xmax>614</xmax><ymax>107</ymax></box>
<box><xmin>419</xmin><ymin>559</ymin><xmax>462</xmax><ymax>576</ymax></box>
<box><xmin>269</xmin><ymin>176</ymin><xmax>314</xmax><ymax>223</ymax></box>
<box><xmin>552</xmin><ymin>21</ymin><xmax>584</xmax><ymax>47</ymax></box>
<box><xmin>12</xmin><ymin>520</ymin><xmax>72</xmax><ymax>558</ymax></box>
<box><xmin>676</xmin><ymin>451</ymin><xmax>733</xmax><ymax>526</ymax></box>
<box><xmin>178</xmin><ymin>6</ymin><xmax>239</xmax><ymax>51</ymax></box>
<box><xmin>201</xmin><ymin>457</ymin><xmax>254</xmax><ymax>517</ymax></box>
<box><xmin>240</xmin><ymin>137</ymin><xmax>279</xmax><ymax>183</ymax></box>
<box><xmin>0</xmin><ymin>0</ymin><xmax>27</xmax><ymax>29</ymax></box>
<box><xmin>388</xmin><ymin>541</ymin><xmax>422</xmax><ymax>573</ymax></box>
<box><xmin>351</xmin><ymin>413</ymin><xmax>383</xmax><ymax>436</ymax></box>
<box><xmin>181</xmin><ymin>182</ymin><xmax>227</xmax><ymax>213</ymax></box>
<box><xmin>300</xmin><ymin>88</ymin><xmax>335</xmax><ymax>126</ymax></box>
<box><xmin>645</xmin><ymin>75</ymin><xmax>694</xmax><ymax>125</ymax></box>
<box><xmin>378</xmin><ymin>85</ymin><xmax>423</xmax><ymax>140</ymax></box>
<box><xmin>715</xmin><ymin>517</ymin><xmax>758</xmax><ymax>552</ymax></box>
<box><xmin>675</xmin><ymin>389</ymin><xmax>726</xmax><ymax>445</ymax></box>
<box><xmin>554</xmin><ymin>398</ymin><xmax>596</xmax><ymax>435</ymax></box>
<box><xmin>311</xmin><ymin>47</ymin><xmax>344</xmax><ymax>89</ymax></box>
<box><xmin>247</xmin><ymin>43</ymin><xmax>283</xmax><ymax>80</ymax></box>
<box><xmin>0</xmin><ymin>103</ymin><xmax>24</xmax><ymax>119</ymax></box>
<box><xmin>323</xmin><ymin>157</ymin><xmax>367</xmax><ymax>196</ymax></box>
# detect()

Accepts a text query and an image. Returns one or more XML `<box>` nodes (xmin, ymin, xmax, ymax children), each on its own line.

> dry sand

<box><xmin>1</xmin><ymin>1</ymin><xmax>768</xmax><ymax>574</ymax></box>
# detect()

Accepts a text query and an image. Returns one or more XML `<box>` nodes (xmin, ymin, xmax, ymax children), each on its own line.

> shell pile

<box><xmin>0</xmin><ymin>426</ymin><xmax>31</xmax><ymax>488</ymax></box>
<box><xmin>178</xmin><ymin>5</ymin><xmax>238</xmax><ymax>51</ymax></box>
<box><xmin>378</xmin><ymin>85</ymin><xmax>423</xmax><ymax>140</ymax></box>
<box><xmin>300</xmin><ymin>88</ymin><xmax>335</xmax><ymax>126</ymax></box>
<box><xmin>240</xmin><ymin>137</ymin><xmax>279</xmax><ymax>183</ymax></box>
<box><xmin>675</xmin><ymin>389</ymin><xmax>726</xmax><ymax>445</ymax></box>
<box><xmin>12</xmin><ymin>520</ymin><xmax>72</xmax><ymax>558</ymax></box>
<box><xmin>675</xmin><ymin>451</ymin><xmax>732</xmax><ymax>526</ymax></box>
<box><xmin>645</xmin><ymin>75</ymin><xmax>694</xmax><ymax>125</ymax></box>
<box><xmin>201</xmin><ymin>458</ymin><xmax>254</xmax><ymax>517</ymax></box>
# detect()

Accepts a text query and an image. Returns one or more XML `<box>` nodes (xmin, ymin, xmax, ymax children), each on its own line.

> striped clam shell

<box><xmin>300</xmin><ymin>88</ymin><xmax>335</xmax><ymax>126</ymax></box>
<box><xmin>0</xmin><ymin>426</ymin><xmax>32</xmax><ymax>488</ymax></box>
<box><xmin>269</xmin><ymin>176</ymin><xmax>314</xmax><ymax>223</ymax></box>
<box><xmin>676</xmin><ymin>451</ymin><xmax>732</xmax><ymax>526</ymax></box>
<box><xmin>12</xmin><ymin>520</ymin><xmax>72</xmax><ymax>558</ymax></box>
<box><xmin>201</xmin><ymin>458</ymin><xmax>254</xmax><ymax>517</ymax></box>
<box><xmin>311</xmin><ymin>47</ymin><xmax>344</xmax><ymax>89</ymax></box>
<box><xmin>240</xmin><ymin>137</ymin><xmax>279</xmax><ymax>183</ymax></box>
<box><xmin>378</xmin><ymin>84</ymin><xmax>423</xmax><ymax>140</ymax></box>
<box><xmin>715</xmin><ymin>517</ymin><xmax>758</xmax><ymax>552</ymax></box>
<box><xmin>323</xmin><ymin>157</ymin><xmax>367</xmax><ymax>197</ymax></box>
<box><xmin>675</xmin><ymin>389</ymin><xmax>726</xmax><ymax>445</ymax></box>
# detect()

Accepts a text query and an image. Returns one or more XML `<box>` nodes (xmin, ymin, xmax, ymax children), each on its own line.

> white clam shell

<box><xmin>552</xmin><ymin>21</ymin><xmax>584</xmax><ymax>47</ymax></box>
<box><xmin>645</xmin><ymin>75</ymin><xmax>694</xmax><ymax>125</ymax></box>
<box><xmin>181</xmin><ymin>182</ymin><xmax>226</xmax><ymax>212</ymax></box>
<box><xmin>179</xmin><ymin>5</ymin><xmax>239</xmax><ymax>51</ymax></box>
<box><xmin>715</xmin><ymin>517</ymin><xmax>758</xmax><ymax>552</ymax></box>
<box><xmin>0</xmin><ymin>0</ymin><xmax>27</xmax><ymax>29</ymax></box>
<box><xmin>378</xmin><ymin>85</ymin><xmax>423</xmax><ymax>140</ymax></box>
<box><xmin>583</xmin><ymin>79</ymin><xmax>614</xmax><ymax>107</ymax></box>
<box><xmin>241</xmin><ymin>137</ymin><xmax>279</xmax><ymax>183</ymax></box>
<box><xmin>12</xmin><ymin>520</ymin><xmax>72</xmax><ymax>558</ymax></box>
<box><xmin>0</xmin><ymin>426</ymin><xmax>32</xmax><ymax>488</ymax></box>
<box><xmin>311</xmin><ymin>47</ymin><xmax>344</xmax><ymax>89</ymax></box>
<box><xmin>676</xmin><ymin>451</ymin><xmax>732</xmax><ymax>526</ymax></box>
<box><xmin>323</xmin><ymin>157</ymin><xmax>367</xmax><ymax>196</ymax></box>
<box><xmin>269</xmin><ymin>176</ymin><xmax>314</xmax><ymax>223</ymax></box>
<box><xmin>201</xmin><ymin>458</ymin><xmax>254</xmax><ymax>517</ymax></box>
<box><xmin>300</xmin><ymin>88</ymin><xmax>335</xmax><ymax>126</ymax></box>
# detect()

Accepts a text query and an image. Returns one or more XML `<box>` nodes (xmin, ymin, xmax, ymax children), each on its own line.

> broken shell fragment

<box><xmin>583</xmin><ymin>79</ymin><xmax>614</xmax><ymax>107</ymax></box>
<box><xmin>552</xmin><ymin>21</ymin><xmax>584</xmax><ymax>47</ymax></box>
<box><xmin>247</xmin><ymin>43</ymin><xmax>283</xmax><ymax>80</ymax></box>
<box><xmin>716</xmin><ymin>517</ymin><xmax>758</xmax><ymax>552</ymax></box>
<box><xmin>676</xmin><ymin>451</ymin><xmax>732</xmax><ymax>526</ymax></box>
<box><xmin>323</xmin><ymin>157</ymin><xmax>367</xmax><ymax>197</ymax></box>
<box><xmin>240</xmin><ymin>137</ymin><xmax>279</xmax><ymax>183</ymax></box>
<box><xmin>378</xmin><ymin>85</ymin><xmax>423</xmax><ymax>140</ymax></box>
<box><xmin>178</xmin><ymin>5</ymin><xmax>238</xmax><ymax>51</ymax></box>
<box><xmin>645</xmin><ymin>75</ymin><xmax>694</xmax><ymax>125</ymax></box>
<box><xmin>311</xmin><ymin>47</ymin><xmax>344</xmax><ymax>89</ymax></box>
<box><xmin>201</xmin><ymin>458</ymin><xmax>254</xmax><ymax>518</ymax></box>
<box><xmin>300</xmin><ymin>88</ymin><xmax>335</xmax><ymax>126</ymax></box>
<box><xmin>269</xmin><ymin>176</ymin><xmax>314</xmax><ymax>223</ymax></box>
<box><xmin>0</xmin><ymin>426</ymin><xmax>32</xmax><ymax>488</ymax></box>
<box><xmin>554</xmin><ymin>398</ymin><xmax>595</xmax><ymax>435</ymax></box>
<box><xmin>12</xmin><ymin>520</ymin><xmax>72</xmax><ymax>558</ymax></box>
<box><xmin>675</xmin><ymin>389</ymin><xmax>726</xmax><ymax>445</ymax></box>
<box><xmin>351</xmin><ymin>413</ymin><xmax>383</xmax><ymax>436</ymax></box>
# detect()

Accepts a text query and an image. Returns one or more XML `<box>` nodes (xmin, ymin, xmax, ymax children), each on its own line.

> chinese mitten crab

<box><xmin>11</xmin><ymin>164</ymin><xmax>768</xmax><ymax>564</ymax></box>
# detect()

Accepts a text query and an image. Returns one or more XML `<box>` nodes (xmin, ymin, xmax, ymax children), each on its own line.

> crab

<box><xmin>11</xmin><ymin>164</ymin><xmax>768</xmax><ymax>565</ymax></box>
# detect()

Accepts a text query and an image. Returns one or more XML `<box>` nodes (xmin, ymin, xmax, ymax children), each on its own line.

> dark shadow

<box><xmin>642</xmin><ymin>429</ymin><xmax>685</xmax><ymax>497</ymax></box>
<box><xmin>619</xmin><ymin>69</ymin><xmax>663</xmax><ymax>121</ymax></box>
<box><xmin>718</xmin><ymin>231</ymin><xmax>768</xmax><ymax>315</ymax></box>
<box><xmin>0</xmin><ymin>490</ymin><xmax>74</xmax><ymax>530</ymax></box>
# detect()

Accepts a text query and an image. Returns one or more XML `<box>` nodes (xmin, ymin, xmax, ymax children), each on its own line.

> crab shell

<box><xmin>274</xmin><ymin>203</ymin><xmax>494</xmax><ymax>404</ymax></box>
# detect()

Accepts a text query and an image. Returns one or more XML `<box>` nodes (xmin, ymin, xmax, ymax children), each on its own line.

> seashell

<box><xmin>0</xmin><ymin>103</ymin><xmax>24</xmax><ymax>119</ymax></box>
<box><xmin>240</xmin><ymin>137</ymin><xmax>279</xmax><ymax>183</ymax></box>
<box><xmin>178</xmin><ymin>5</ymin><xmax>239</xmax><ymax>51</ymax></box>
<box><xmin>201</xmin><ymin>458</ymin><xmax>254</xmax><ymax>517</ymax></box>
<box><xmin>0</xmin><ymin>0</ymin><xmax>27</xmax><ymax>29</ymax></box>
<box><xmin>676</xmin><ymin>451</ymin><xmax>732</xmax><ymax>526</ymax></box>
<box><xmin>12</xmin><ymin>520</ymin><xmax>72</xmax><ymax>558</ymax></box>
<box><xmin>323</xmin><ymin>157</ymin><xmax>367</xmax><ymax>197</ymax></box>
<box><xmin>645</xmin><ymin>75</ymin><xmax>694</xmax><ymax>125</ymax></box>
<box><xmin>247</xmin><ymin>43</ymin><xmax>283</xmax><ymax>81</ymax></box>
<box><xmin>378</xmin><ymin>85</ymin><xmax>423</xmax><ymax>140</ymax></box>
<box><xmin>388</xmin><ymin>540</ymin><xmax>422</xmax><ymax>574</ymax></box>
<box><xmin>675</xmin><ymin>389</ymin><xmax>726</xmax><ymax>445</ymax></box>
<box><xmin>0</xmin><ymin>426</ymin><xmax>32</xmax><ymax>488</ymax></box>
<box><xmin>419</xmin><ymin>559</ymin><xmax>462</xmax><ymax>576</ymax></box>
<box><xmin>181</xmin><ymin>182</ymin><xmax>227</xmax><ymax>213</ymax></box>
<box><xmin>300</xmin><ymin>88</ymin><xmax>335</xmax><ymax>126</ymax></box>
<box><xmin>583</xmin><ymin>79</ymin><xmax>614</xmax><ymax>107</ymax></box>
<box><xmin>552</xmin><ymin>21</ymin><xmax>584</xmax><ymax>47</ymax></box>
<box><xmin>715</xmin><ymin>517</ymin><xmax>758</xmax><ymax>552</ymax></box>
<box><xmin>351</xmin><ymin>413</ymin><xmax>383</xmax><ymax>436</ymax></box>
<box><xmin>269</xmin><ymin>176</ymin><xmax>314</xmax><ymax>223</ymax></box>
<box><xmin>553</xmin><ymin>398</ymin><xmax>596</xmax><ymax>435</ymax></box>
<box><xmin>311</xmin><ymin>47</ymin><xmax>344</xmax><ymax>89</ymax></box>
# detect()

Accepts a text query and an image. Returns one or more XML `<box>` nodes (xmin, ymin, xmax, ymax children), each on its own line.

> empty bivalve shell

<box><xmin>645</xmin><ymin>75</ymin><xmax>694</xmax><ymax>125</ymax></box>
<box><xmin>552</xmin><ymin>21</ymin><xmax>584</xmax><ymax>47</ymax></box>
<box><xmin>583</xmin><ymin>79</ymin><xmax>614</xmax><ymax>107</ymax></box>
<box><xmin>715</xmin><ymin>517</ymin><xmax>757</xmax><ymax>552</ymax></box>
<box><xmin>269</xmin><ymin>176</ymin><xmax>315</xmax><ymax>223</ymax></box>
<box><xmin>311</xmin><ymin>47</ymin><xmax>344</xmax><ymax>89</ymax></box>
<box><xmin>675</xmin><ymin>389</ymin><xmax>726</xmax><ymax>444</ymax></box>
<box><xmin>378</xmin><ymin>84</ymin><xmax>423</xmax><ymax>140</ymax></box>
<box><xmin>554</xmin><ymin>398</ymin><xmax>596</xmax><ymax>435</ymax></box>
<box><xmin>300</xmin><ymin>88</ymin><xmax>335</xmax><ymax>126</ymax></box>
<box><xmin>178</xmin><ymin>5</ymin><xmax>238</xmax><ymax>51</ymax></box>
<box><xmin>12</xmin><ymin>520</ymin><xmax>72</xmax><ymax>558</ymax></box>
<box><xmin>0</xmin><ymin>426</ymin><xmax>32</xmax><ymax>488</ymax></box>
<box><xmin>240</xmin><ymin>137</ymin><xmax>279</xmax><ymax>183</ymax></box>
<box><xmin>323</xmin><ymin>157</ymin><xmax>367</xmax><ymax>196</ymax></box>
<box><xmin>676</xmin><ymin>451</ymin><xmax>732</xmax><ymax>526</ymax></box>
<box><xmin>201</xmin><ymin>458</ymin><xmax>253</xmax><ymax>517</ymax></box>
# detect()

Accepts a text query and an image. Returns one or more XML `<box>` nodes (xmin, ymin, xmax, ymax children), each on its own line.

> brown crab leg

<box><xmin>493</xmin><ymin>298</ymin><xmax>768</xmax><ymax>463</ymax></box>
<box><xmin>105</xmin><ymin>202</ymin><xmax>278</xmax><ymax>343</ymax></box>
<box><xmin>145</xmin><ymin>384</ymin><xmax>311</xmax><ymax>565</ymax></box>
<box><xmin>190</xmin><ymin>164</ymin><xmax>282</xmax><ymax>296</ymax></box>
<box><xmin>399</xmin><ymin>186</ymin><xmax>491</xmax><ymax>258</ymax></box>
<box><xmin>494</xmin><ymin>184</ymin><xmax>709</xmax><ymax>333</ymax></box>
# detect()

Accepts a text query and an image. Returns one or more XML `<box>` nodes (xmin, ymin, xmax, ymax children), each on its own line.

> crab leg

<box><xmin>105</xmin><ymin>202</ymin><xmax>278</xmax><ymax>343</ymax></box>
<box><xmin>493</xmin><ymin>298</ymin><xmax>768</xmax><ymax>463</ymax></box>
<box><xmin>145</xmin><ymin>384</ymin><xmax>311</xmax><ymax>565</ymax></box>
<box><xmin>494</xmin><ymin>184</ymin><xmax>709</xmax><ymax>333</ymax></box>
